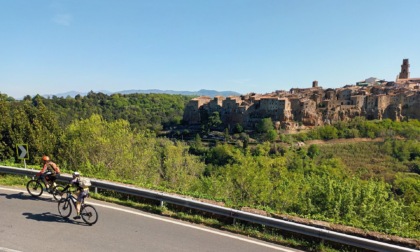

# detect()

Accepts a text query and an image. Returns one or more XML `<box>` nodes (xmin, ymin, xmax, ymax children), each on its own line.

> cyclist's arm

<box><xmin>62</xmin><ymin>180</ymin><xmax>76</xmax><ymax>192</ymax></box>
<box><xmin>62</xmin><ymin>178</ymin><xmax>79</xmax><ymax>192</ymax></box>
<box><xmin>37</xmin><ymin>164</ymin><xmax>48</xmax><ymax>176</ymax></box>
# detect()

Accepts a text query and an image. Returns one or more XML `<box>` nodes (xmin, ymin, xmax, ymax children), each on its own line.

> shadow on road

<box><xmin>22</xmin><ymin>211</ymin><xmax>90</xmax><ymax>226</ymax></box>
<box><xmin>0</xmin><ymin>192</ymin><xmax>54</xmax><ymax>202</ymax></box>
<box><xmin>1</xmin><ymin>191</ymin><xmax>91</xmax><ymax>226</ymax></box>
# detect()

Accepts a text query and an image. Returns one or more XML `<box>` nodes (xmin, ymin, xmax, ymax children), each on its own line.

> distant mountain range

<box><xmin>47</xmin><ymin>89</ymin><xmax>241</xmax><ymax>98</ymax></box>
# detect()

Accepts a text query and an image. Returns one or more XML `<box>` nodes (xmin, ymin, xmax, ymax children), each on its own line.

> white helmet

<box><xmin>72</xmin><ymin>171</ymin><xmax>80</xmax><ymax>178</ymax></box>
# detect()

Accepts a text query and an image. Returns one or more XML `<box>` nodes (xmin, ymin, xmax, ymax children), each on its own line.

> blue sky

<box><xmin>1</xmin><ymin>0</ymin><xmax>419</xmax><ymax>99</ymax></box>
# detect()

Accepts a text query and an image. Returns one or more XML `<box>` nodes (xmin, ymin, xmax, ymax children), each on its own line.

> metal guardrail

<box><xmin>0</xmin><ymin>165</ymin><xmax>418</xmax><ymax>252</ymax></box>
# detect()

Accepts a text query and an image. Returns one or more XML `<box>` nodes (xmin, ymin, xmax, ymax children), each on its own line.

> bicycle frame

<box><xmin>27</xmin><ymin>172</ymin><xmax>65</xmax><ymax>202</ymax></box>
<box><xmin>58</xmin><ymin>189</ymin><xmax>98</xmax><ymax>225</ymax></box>
<box><xmin>35</xmin><ymin>173</ymin><xmax>56</xmax><ymax>189</ymax></box>
<box><xmin>63</xmin><ymin>190</ymin><xmax>85</xmax><ymax>208</ymax></box>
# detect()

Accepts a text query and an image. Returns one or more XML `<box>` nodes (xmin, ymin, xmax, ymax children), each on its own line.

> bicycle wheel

<box><xmin>52</xmin><ymin>185</ymin><xmax>65</xmax><ymax>201</ymax></box>
<box><xmin>58</xmin><ymin>199</ymin><xmax>72</xmax><ymax>218</ymax></box>
<box><xmin>81</xmin><ymin>204</ymin><xmax>98</xmax><ymax>225</ymax></box>
<box><xmin>26</xmin><ymin>180</ymin><xmax>43</xmax><ymax>197</ymax></box>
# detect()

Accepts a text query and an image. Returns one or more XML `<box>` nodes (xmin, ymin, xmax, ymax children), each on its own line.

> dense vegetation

<box><xmin>0</xmin><ymin>92</ymin><xmax>419</xmax><ymax>240</ymax></box>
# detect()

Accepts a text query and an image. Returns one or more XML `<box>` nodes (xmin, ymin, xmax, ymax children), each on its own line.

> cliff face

<box><xmin>183</xmin><ymin>84</ymin><xmax>420</xmax><ymax>130</ymax></box>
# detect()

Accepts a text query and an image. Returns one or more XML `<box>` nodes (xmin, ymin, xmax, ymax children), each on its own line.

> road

<box><xmin>0</xmin><ymin>187</ymin><xmax>303</xmax><ymax>252</ymax></box>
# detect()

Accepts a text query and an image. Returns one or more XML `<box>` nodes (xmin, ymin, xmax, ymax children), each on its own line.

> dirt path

<box><xmin>305</xmin><ymin>137</ymin><xmax>385</xmax><ymax>145</ymax></box>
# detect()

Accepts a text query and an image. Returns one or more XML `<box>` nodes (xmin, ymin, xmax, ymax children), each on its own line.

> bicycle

<box><xmin>57</xmin><ymin>188</ymin><xmax>98</xmax><ymax>225</ymax></box>
<box><xmin>26</xmin><ymin>173</ymin><xmax>64</xmax><ymax>201</ymax></box>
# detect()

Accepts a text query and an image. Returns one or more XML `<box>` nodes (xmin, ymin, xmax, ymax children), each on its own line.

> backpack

<box><xmin>53</xmin><ymin>164</ymin><xmax>61</xmax><ymax>174</ymax></box>
<box><xmin>47</xmin><ymin>162</ymin><xmax>60</xmax><ymax>175</ymax></box>
<box><xmin>79</xmin><ymin>177</ymin><xmax>91</xmax><ymax>189</ymax></box>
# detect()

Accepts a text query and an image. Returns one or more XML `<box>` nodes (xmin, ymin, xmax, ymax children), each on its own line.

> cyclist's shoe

<box><xmin>73</xmin><ymin>215</ymin><xmax>81</xmax><ymax>220</ymax></box>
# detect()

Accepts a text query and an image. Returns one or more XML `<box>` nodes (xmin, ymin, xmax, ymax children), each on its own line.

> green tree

<box><xmin>0</xmin><ymin>94</ymin><xmax>13</xmax><ymax>160</ymax></box>
<box><xmin>59</xmin><ymin>114</ymin><xmax>204</xmax><ymax>191</ymax></box>
<box><xmin>266</xmin><ymin>129</ymin><xmax>278</xmax><ymax>141</ymax></box>
<box><xmin>257</xmin><ymin>118</ymin><xmax>274</xmax><ymax>133</ymax></box>
<box><xmin>208</xmin><ymin>111</ymin><xmax>222</xmax><ymax>130</ymax></box>
<box><xmin>206</xmin><ymin>143</ymin><xmax>236</xmax><ymax>166</ymax></box>
<box><xmin>317</xmin><ymin>125</ymin><xmax>338</xmax><ymax>140</ymax></box>
<box><xmin>189</xmin><ymin>134</ymin><xmax>206</xmax><ymax>156</ymax></box>
<box><xmin>233</xmin><ymin>123</ymin><xmax>243</xmax><ymax>133</ymax></box>
<box><xmin>224</xmin><ymin>128</ymin><xmax>230</xmax><ymax>142</ymax></box>
<box><xmin>307</xmin><ymin>144</ymin><xmax>320</xmax><ymax>159</ymax></box>
<box><xmin>393</xmin><ymin>172</ymin><xmax>420</xmax><ymax>204</ymax></box>
<box><xmin>157</xmin><ymin>140</ymin><xmax>205</xmax><ymax>191</ymax></box>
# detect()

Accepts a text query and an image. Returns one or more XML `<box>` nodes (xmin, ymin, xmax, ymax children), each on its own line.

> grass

<box><xmin>89</xmin><ymin>190</ymin><xmax>362</xmax><ymax>252</ymax></box>
<box><xmin>315</xmin><ymin>141</ymin><xmax>408</xmax><ymax>181</ymax></box>
<box><xmin>0</xmin><ymin>174</ymin><xmax>28</xmax><ymax>186</ymax></box>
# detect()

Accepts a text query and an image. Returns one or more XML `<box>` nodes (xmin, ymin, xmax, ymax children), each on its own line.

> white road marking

<box><xmin>0</xmin><ymin>248</ymin><xmax>22</xmax><ymax>252</ymax></box>
<box><xmin>1</xmin><ymin>187</ymin><xmax>299</xmax><ymax>252</ymax></box>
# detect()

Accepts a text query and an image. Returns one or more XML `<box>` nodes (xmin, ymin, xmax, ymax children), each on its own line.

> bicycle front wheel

<box><xmin>58</xmin><ymin>199</ymin><xmax>72</xmax><ymax>218</ymax></box>
<box><xmin>26</xmin><ymin>180</ymin><xmax>43</xmax><ymax>197</ymax></box>
<box><xmin>52</xmin><ymin>185</ymin><xmax>65</xmax><ymax>201</ymax></box>
<box><xmin>81</xmin><ymin>204</ymin><xmax>98</xmax><ymax>225</ymax></box>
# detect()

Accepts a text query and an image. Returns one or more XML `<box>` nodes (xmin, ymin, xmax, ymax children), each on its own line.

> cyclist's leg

<box><xmin>73</xmin><ymin>201</ymin><xmax>82</xmax><ymax>219</ymax></box>
<box><xmin>43</xmin><ymin>172</ymin><xmax>52</xmax><ymax>189</ymax></box>
<box><xmin>81</xmin><ymin>190</ymin><xmax>88</xmax><ymax>204</ymax></box>
<box><xmin>76</xmin><ymin>190</ymin><xmax>88</xmax><ymax>215</ymax></box>
<box><xmin>40</xmin><ymin>174</ymin><xmax>48</xmax><ymax>188</ymax></box>
<box><xmin>53</xmin><ymin>173</ymin><xmax>60</xmax><ymax>187</ymax></box>
<box><xmin>73</xmin><ymin>190</ymin><xmax>83</xmax><ymax>219</ymax></box>
<box><xmin>50</xmin><ymin>174</ymin><xmax>57</xmax><ymax>187</ymax></box>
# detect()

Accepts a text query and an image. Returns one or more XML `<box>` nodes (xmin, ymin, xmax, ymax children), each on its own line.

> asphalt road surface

<box><xmin>0</xmin><ymin>187</ymin><xmax>303</xmax><ymax>252</ymax></box>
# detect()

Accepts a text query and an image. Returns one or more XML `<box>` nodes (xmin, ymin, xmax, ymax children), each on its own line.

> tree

<box><xmin>233</xmin><ymin>123</ymin><xmax>243</xmax><ymax>133</ymax></box>
<box><xmin>266</xmin><ymin>129</ymin><xmax>278</xmax><ymax>141</ymax></box>
<box><xmin>224</xmin><ymin>128</ymin><xmax>230</xmax><ymax>142</ymax></box>
<box><xmin>0</xmin><ymin>94</ymin><xmax>13</xmax><ymax>160</ymax></box>
<box><xmin>240</xmin><ymin>133</ymin><xmax>249</xmax><ymax>149</ymax></box>
<box><xmin>257</xmin><ymin>118</ymin><xmax>274</xmax><ymax>133</ymax></box>
<box><xmin>206</xmin><ymin>143</ymin><xmax>235</xmax><ymax>166</ymax></box>
<box><xmin>157</xmin><ymin>140</ymin><xmax>205</xmax><ymax>191</ymax></box>
<box><xmin>317</xmin><ymin>125</ymin><xmax>338</xmax><ymax>140</ymax></box>
<box><xmin>189</xmin><ymin>134</ymin><xmax>206</xmax><ymax>156</ymax></box>
<box><xmin>307</xmin><ymin>144</ymin><xmax>320</xmax><ymax>159</ymax></box>
<box><xmin>208</xmin><ymin>111</ymin><xmax>222</xmax><ymax>130</ymax></box>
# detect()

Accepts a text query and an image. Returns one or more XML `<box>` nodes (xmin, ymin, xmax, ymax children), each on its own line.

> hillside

<box><xmin>248</xmin><ymin>137</ymin><xmax>420</xmax><ymax>249</ymax></box>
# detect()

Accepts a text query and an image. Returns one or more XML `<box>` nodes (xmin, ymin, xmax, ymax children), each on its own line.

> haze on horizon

<box><xmin>1</xmin><ymin>0</ymin><xmax>419</xmax><ymax>99</ymax></box>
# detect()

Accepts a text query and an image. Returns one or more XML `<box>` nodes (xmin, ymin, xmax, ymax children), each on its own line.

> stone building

<box><xmin>183</xmin><ymin>60</ymin><xmax>420</xmax><ymax>130</ymax></box>
<box><xmin>183</xmin><ymin>96</ymin><xmax>212</xmax><ymax>124</ymax></box>
<box><xmin>396</xmin><ymin>58</ymin><xmax>420</xmax><ymax>86</ymax></box>
<box><xmin>221</xmin><ymin>96</ymin><xmax>246</xmax><ymax>128</ymax></box>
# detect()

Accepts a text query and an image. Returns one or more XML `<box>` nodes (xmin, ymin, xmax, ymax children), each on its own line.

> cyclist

<box><xmin>62</xmin><ymin>172</ymin><xmax>89</xmax><ymax>219</ymax></box>
<box><xmin>36</xmin><ymin>155</ymin><xmax>60</xmax><ymax>192</ymax></box>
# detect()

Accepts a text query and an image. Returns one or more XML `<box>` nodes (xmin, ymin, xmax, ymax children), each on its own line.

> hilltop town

<box><xmin>183</xmin><ymin>59</ymin><xmax>420</xmax><ymax>131</ymax></box>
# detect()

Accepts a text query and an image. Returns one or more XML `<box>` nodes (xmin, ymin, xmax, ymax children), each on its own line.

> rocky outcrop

<box><xmin>183</xmin><ymin>85</ymin><xmax>420</xmax><ymax>131</ymax></box>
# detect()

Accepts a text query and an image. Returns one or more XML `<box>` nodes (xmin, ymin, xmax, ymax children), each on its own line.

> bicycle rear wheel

<box><xmin>52</xmin><ymin>185</ymin><xmax>65</xmax><ymax>201</ymax></box>
<box><xmin>26</xmin><ymin>180</ymin><xmax>43</xmax><ymax>197</ymax></box>
<box><xmin>81</xmin><ymin>204</ymin><xmax>98</xmax><ymax>225</ymax></box>
<box><xmin>58</xmin><ymin>199</ymin><xmax>72</xmax><ymax>218</ymax></box>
